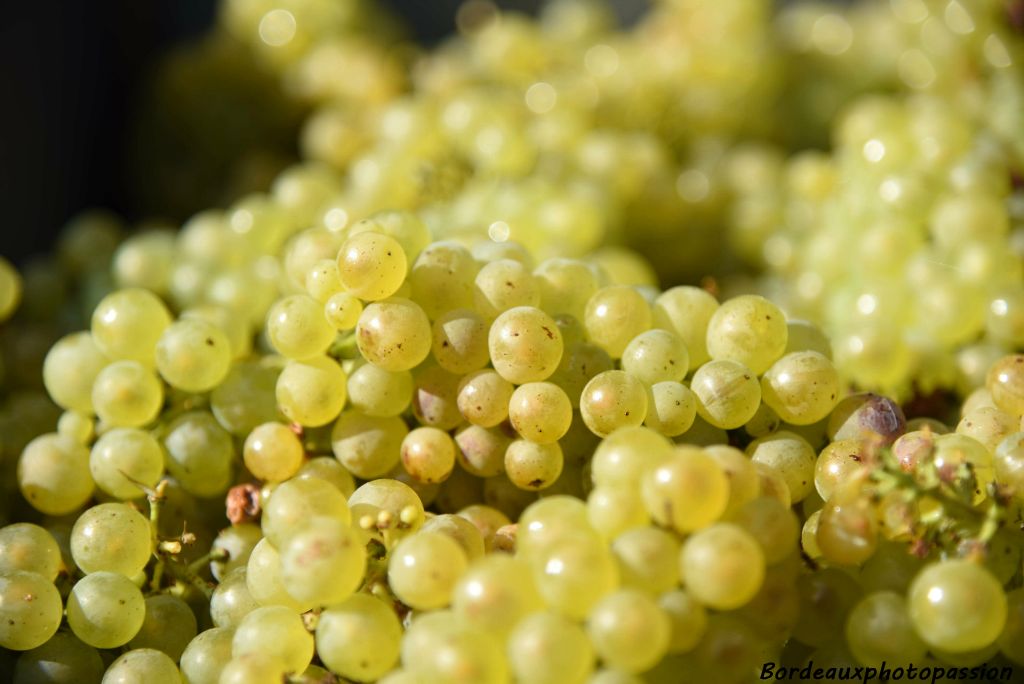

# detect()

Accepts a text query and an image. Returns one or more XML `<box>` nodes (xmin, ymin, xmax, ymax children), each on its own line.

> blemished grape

<box><xmin>280</xmin><ymin>516</ymin><xmax>366</xmax><ymax>606</ymax></box>
<box><xmin>316</xmin><ymin>593</ymin><xmax>403</xmax><ymax>681</ymax></box>
<box><xmin>100</xmin><ymin>648</ymin><xmax>182</xmax><ymax>684</ymax></box>
<box><xmin>337</xmin><ymin>231</ymin><xmax>407</xmax><ymax>301</ymax></box>
<box><xmin>0</xmin><ymin>571</ymin><xmax>63</xmax><ymax>651</ymax></box>
<box><xmin>356</xmin><ymin>297</ymin><xmax>432</xmax><ymax>371</ymax></box>
<box><xmin>431</xmin><ymin>308</ymin><xmax>491</xmax><ymax>374</ymax></box>
<box><xmin>324</xmin><ymin>291</ymin><xmax>363</xmax><ymax>330</ymax></box>
<box><xmin>907</xmin><ymin>560</ymin><xmax>1007</xmax><ymax>653</ymax></box>
<box><xmin>401</xmin><ymin>427</ymin><xmax>456</xmax><ymax>483</ymax></box>
<box><xmin>489</xmin><ymin>306</ymin><xmax>564</xmax><ymax>384</ymax></box>
<box><xmin>13</xmin><ymin>631</ymin><xmax>105</xmax><ymax>684</ymax></box>
<box><xmin>827</xmin><ymin>393</ymin><xmax>906</xmax><ymax>445</ymax></box>
<box><xmin>620</xmin><ymin>329</ymin><xmax>689</xmax><ymax>385</ymax></box>
<box><xmin>455</xmin><ymin>424</ymin><xmax>512</xmax><ymax>478</ymax></box>
<box><xmin>232</xmin><ymin>605</ymin><xmax>314</xmax><ymax>674</ymax></box>
<box><xmin>508</xmin><ymin>382</ymin><xmax>573</xmax><ymax>444</ymax></box>
<box><xmin>0</xmin><ymin>523</ymin><xmax>62</xmax><ymax>580</ymax></box>
<box><xmin>580</xmin><ymin>370</ymin><xmax>648</xmax><ymax>437</ymax></box>
<box><xmin>643</xmin><ymin>381</ymin><xmax>697</xmax><ymax>437</ymax></box>
<box><xmin>457</xmin><ymin>369</ymin><xmax>515</xmax><ymax>428</ymax></box>
<box><xmin>70</xmin><ymin>503</ymin><xmax>152</xmax><ymax>577</ymax></box>
<box><xmin>505</xmin><ymin>439</ymin><xmax>564</xmax><ymax>491</ymax></box>
<box><xmin>67</xmin><ymin>571</ymin><xmax>146</xmax><ymax>648</ymax></box>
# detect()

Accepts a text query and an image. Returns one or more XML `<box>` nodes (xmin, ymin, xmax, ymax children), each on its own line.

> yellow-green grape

<box><xmin>644</xmin><ymin>381</ymin><xmax>697</xmax><ymax>437</ymax></box>
<box><xmin>988</xmin><ymin>288</ymin><xmax>1024</xmax><ymax>348</ymax></box>
<box><xmin>246</xmin><ymin>539</ymin><xmax>312</xmax><ymax>614</ymax></box>
<box><xmin>305</xmin><ymin>259</ymin><xmax>342</xmax><ymax>303</ymax></box>
<box><xmin>13</xmin><ymin>631</ymin><xmax>105</xmax><ymax>684</ymax></box>
<box><xmin>349</xmin><ymin>211</ymin><xmax>430</xmax><ymax>266</ymax></box>
<box><xmin>585</xmin><ymin>286</ymin><xmax>652</xmax><ymax>359</ymax></box>
<box><xmin>90</xmin><ymin>288</ymin><xmax>172</xmax><ymax>364</ymax></box>
<box><xmin>89</xmin><ymin>430</ymin><xmax>163</xmax><ymax>499</ymax></box>
<box><xmin>262</xmin><ymin>476</ymin><xmax>350</xmax><ymax>548</ymax></box>
<box><xmin>181</xmin><ymin>305</ymin><xmax>252</xmax><ymax>360</ymax></box>
<box><xmin>0</xmin><ymin>255</ymin><xmax>22</xmax><ymax>321</ymax></box>
<box><xmin>580</xmin><ymin>370</ymin><xmax>648</xmax><ymax>437</ymax></box>
<box><xmin>43</xmin><ymin>333</ymin><xmax>108</xmax><ymax>414</ymax></box>
<box><xmin>409</xmin><ymin>241</ymin><xmax>478</xmax><ymax>320</ymax></box>
<box><xmin>275</xmin><ymin>355</ymin><xmax>347</xmax><ymax>427</ymax></box>
<box><xmin>704</xmin><ymin>445</ymin><xmax>761</xmax><ymax>519</ymax></box>
<box><xmin>331</xmin><ymin>410</ymin><xmax>407</xmax><ymax>479</ymax></box>
<box><xmin>457</xmin><ymin>370</ymin><xmax>514</xmax><ymax>428</ymax></box>
<box><xmin>452</xmin><ymin>554</ymin><xmax>542</xmax><ymax>638</ymax></box>
<box><xmin>586</xmin><ymin>485</ymin><xmax>649</xmax><ymax>540</ymax></box>
<box><xmin>844</xmin><ymin>591</ymin><xmax>927</xmax><ymax>668</ymax></box>
<box><xmin>816</xmin><ymin>483</ymin><xmax>879</xmax><ymax>567</ymax></box>
<box><xmin>534</xmin><ymin>257</ymin><xmax>600</xmax><ymax>322</ymax></box>
<box><xmin>337</xmin><ymin>232</ymin><xmax>407</xmax><ymax>301</ymax></box>
<box><xmin>456</xmin><ymin>505</ymin><xmax>511</xmax><ymax>552</ymax></box>
<box><xmin>611</xmin><ymin>526</ymin><xmax>680</xmax><ymax>595</ymax></box>
<box><xmin>455</xmin><ymin>424</ymin><xmax>511</xmax><ymax>478</ymax></box>
<box><xmin>488</xmin><ymin>306</ymin><xmax>564</xmax><ymax>384</ymax></box>
<box><xmin>747</xmin><ymin>431</ymin><xmax>816</xmax><ymax>503</ymax></box>
<box><xmin>956</xmin><ymin>406</ymin><xmax>1017</xmax><ymax>454</ymax></box>
<box><xmin>280</xmin><ymin>226</ymin><xmax>345</xmax><ymax>295</ymax></box>
<box><xmin>814</xmin><ymin>439</ymin><xmax>865</xmax><ymax>501</ymax></box>
<box><xmin>18</xmin><ymin>433</ymin><xmax>94</xmax><ymax>515</ymax></box>
<box><xmin>210</xmin><ymin>524</ymin><xmax>262</xmax><ymax>582</ymax></box>
<box><xmin>431</xmin><ymin>309</ymin><xmax>491</xmax><ymax>375</ymax></box>
<box><xmin>232</xmin><ymin>606</ymin><xmax>314</xmax><ymax>675</ymax></box>
<box><xmin>67</xmin><ymin>571</ymin><xmax>146</xmax><ymax>648</ymax></box>
<box><xmin>659</xmin><ymin>590</ymin><xmax>708</xmax><ymax>655</ymax></box>
<box><xmin>784</xmin><ymin>319</ymin><xmax>832</xmax><ymax>358</ymax></box>
<box><xmin>705</xmin><ymin>294</ymin><xmax>787</xmax><ymax>375</ymax></box>
<box><xmin>679</xmin><ymin>523</ymin><xmax>765</xmax><ymax>611</ymax></box>
<box><xmin>128</xmin><ymin>595</ymin><xmax>197</xmax><ymax>661</ymax></box>
<box><xmin>690</xmin><ymin>360</ymin><xmax>761</xmax><ymax>430</ymax></box>
<box><xmin>505</xmin><ymin>440</ymin><xmax>564</xmax><ymax>491</ymax></box>
<box><xmin>933</xmin><ymin>433</ymin><xmax>995</xmax><ymax>503</ymax></box>
<box><xmin>153</xmin><ymin>319</ymin><xmax>231</xmax><ymax>393</ymax></box>
<box><xmin>281</xmin><ymin>516</ymin><xmax>365</xmax><ymax>607</ymax></box>
<box><xmin>411</xmin><ymin>365</ymin><xmax>463</xmax><ymax>430</ymax></box>
<box><xmin>755</xmin><ymin>462</ymin><xmax>791</xmax><ymax>509</ymax></box>
<box><xmin>548</xmin><ymin>341</ymin><xmax>614</xmax><ymax>408</ymax></box>
<box><xmin>833</xmin><ymin>324</ymin><xmax>913</xmax><ymax>392</ymax></box>
<box><xmin>91</xmin><ymin>361</ymin><xmax>164</xmax><ymax>428</ymax></box>
<box><xmin>0</xmin><ymin>571</ymin><xmax>62</xmax><ymax>651</ymax></box>
<box><xmin>401</xmin><ymin>611</ymin><xmax>507</xmax><ymax>684</ymax></box>
<box><xmin>590</xmin><ymin>426</ymin><xmax>674</xmax><ymax>488</ymax></box>
<box><xmin>162</xmin><ymin>411</ymin><xmax>234</xmax><ymax>498</ymax></box>
<box><xmin>70</xmin><ymin>503</ymin><xmax>151</xmax><ymax>577</ymax></box>
<box><xmin>348</xmin><ymin>478</ymin><xmax>425</xmax><ymax>541</ymax></box>
<box><xmin>507</xmin><ymin>611</ymin><xmax>595</xmax><ymax>684</ymax></box>
<box><xmin>210</xmin><ymin>362</ymin><xmax>283</xmax><ymax>437</ymax></box>
<box><xmin>388</xmin><ymin>531</ymin><xmax>468</xmax><ymax>610</ymax></box>
<box><xmin>0</xmin><ymin>524</ymin><xmax>62</xmax><ymax>580</ymax></box>
<box><xmin>995</xmin><ymin>432</ymin><xmax>1024</xmax><ymax>498</ymax></box>
<box><xmin>998</xmin><ymin>588</ymin><xmax>1024</xmax><ymax>666</ymax></box>
<box><xmin>218</xmin><ymin>653</ymin><xmax>288</xmax><ymax>684</ymax></box>
<box><xmin>266</xmin><ymin>295</ymin><xmax>335</xmax><ymax>361</ymax></box>
<box><xmin>58</xmin><ymin>410</ymin><xmax>94</xmax><ymax>445</ymax></box>
<box><xmin>473</xmin><ymin>258</ymin><xmax>541</xmax><ymax>320</ymax></box>
<box><xmin>347</xmin><ymin>362</ymin><xmax>412</xmax><ymax>418</ymax></box>
<box><xmin>421</xmin><ymin>514</ymin><xmax>485</xmax><ymax>561</ymax></box>
<box><xmin>517</xmin><ymin>496</ymin><xmax>593</xmax><ymax>557</ymax></box>
<box><xmin>760</xmin><ymin>351</ymin><xmax>841</xmax><ymax>426</ymax></box>
<box><xmin>356</xmin><ymin>297</ymin><xmax>432</xmax><ymax>371</ymax></box>
<box><xmin>179</xmin><ymin>628</ymin><xmax>234</xmax><ymax>684</ymax></box>
<box><xmin>908</xmin><ymin>560</ymin><xmax>1008</xmax><ymax>653</ymax></box>
<box><xmin>99</xmin><ymin>648</ymin><xmax>182</xmax><ymax>683</ymax></box>
<box><xmin>728</xmin><ymin>497</ymin><xmax>799</xmax><ymax>565</ymax></box>
<box><xmin>652</xmin><ymin>286</ymin><xmax>718</xmax><ymax>368</ymax></box>
<box><xmin>530</xmin><ymin>533</ymin><xmax>618</xmax><ymax>619</ymax></box>
<box><xmin>508</xmin><ymin>382</ymin><xmax>572</xmax><ymax>444</ymax></box>
<box><xmin>792</xmin><ymin>567</ymin><xmax>863</xmax><ymax>648</ymax></box>
<box><xmin>471</xmin><ymin>239</ymin><xmax>534</xmax><ymax>268</ymax></box>
<box><xmin>401</xmin><ymin>427</ymin><xmax>456</xmax><ymax>484</ymax></box>
<box><xmin>621</xmin><ymin>330</ymin><xmax>689</xmax><ymax>385</ymax></box>
<box><xmin>316</xmin><ymin>593</ymin><xmax>402</xmax><ymax>681</ymax></box>
<box><xmin>587</xmin><ymin>589</ymin><xmax>671</xmax><ymax>675</ymax></box>
<box><xmin>211</xmin><ymin>568</ymin><xmax>259</xmax><ymax>629</ymax></box>
<box><xmin>324</xmin><ymin>291</ymin><xmax>363</xmax><ymax>330</ymax></box>
<box><xmin>295</xmin><ymin>457</ymin><xmax>355</xmax><ymax>498</ymax></box>
<box><xmin>243</xmin><ymin>422</ymin><xmax>304</xmax><ymax>482</ymax></box>
<box><xmin>641</xmin><ymin>448</ymin><xmax>728</xmax><ymax>533</ymax></box>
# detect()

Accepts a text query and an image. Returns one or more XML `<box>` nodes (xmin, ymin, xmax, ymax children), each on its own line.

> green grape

<box><xmin>348</xmin><ymin>478</ymin><xmax>425</xmax><ymax>541</ymax></box>
<box><xmin>421</xmin><ymin>514</ymin><xmax>485</xmax><ymax>560</ymax></box>
<box><xmin>162</xmin><ymin>411</ymin><xmax>234</xmax><ymax>498</ymax></box>
<box><xmin>280</xmin><ymin>516</ymin><xmax>365</xmax><ymax>606</ymax></box>
<box><xmin>505</xmin><ymin>440</ymin><xmax>564</xmax><ymax>491</ymax></box>
<box><xmin>70</xmin><ymin>503</ymin><xmax>151</xmax><ymax>577</ymax></box>
<box><xmin>43</xmin><ymin>333</ymin><xmax>108</xmax><ymax>414</ymax></box>
<box><xmin>330</xmin><ymin>410</ymin><xmax>407</xmax><ymax>479</ymax></box>
<box><xmin>89</xmin><ymin>428</ymin><xmax>163</xmax><ymax>500</ymax></box>
<box><xmin>262</xmin><ymin>476</ymin><xmax>350</xmax><ymax>548</ymax></box>
<box><xmin>507</xmin><ymin>611</ymin><xmax>595</xmax><ymax>684</ymax></box>
<box><xmin>651</xmin><ymin>287</ymin><xmax>718</xmax><ymax>368</ymax></box>
<box><xmin>324</xmin><ymin>291</ymin><xmax>363</xmax><ymax>330</ymax></box>
<box><xmin>456</xmin><ymin>370</ymin><xmax>514</xmax><ymax>428</ymax></box>
<box><xmin>210</xmin><ymin>568</ymin><xmax>259</xmax><ymax>629</ymax></box>
<box><xmin>337</xmin><ymin>231</ymin><xmax>407</xmax><ymax>301</ymax></box>
<box><xmin>316</xmin><ymin>594</ymin><xmax>403</xmax><ymax>681</ymax></box>
<box><xmin>356</xmin><ymin>298</ymin><xmax>432</xmax><ymax>371</ymax></box>
<box><xmin>703</xmin><ymin>445</ymin><xmax>760</xmax><ymax>519</ymax></box>
<box><xmin>246</xmin><ymin>539</ymin><xmax>313</xmax><ymax>614</ymax></box>
<box><xmin>548</xmin><ymin>341</ymin><xmax>614</xmax><ymax>408</ymax></box>
<box><xmin>585</xmin><ymin>285</ymin><xmax>652</xmax><ymax>359</ymax></box>
<box><xmin>705</xmin><ymin>294</ymin><xmax>787</xmax><ymax>375</ymax></box>
<box><xmin>730</xmin><ymin>553</ymin><xmax>802</xmax><ymax>642</ymax></box>
<box><xmin>933</xmin><ymin>433</ymin><xmax>994</xmax><ymax>503</ymax></box>
<box><xmin>452</xmin><ymin>554</ymin><xmax>542</xmax><ymax>638</ymax></box>
<box><xmin>179</xmin><ymin>628</ymin><xmax>234</xmax><ymax>684</ymax></box>
<box><xmin>534</xmin><ymin>257</ymin><xmax>600</xmax><ymax>322</ymax></box>
<box><xmin>489</xmin><ymin>306</ymin><xmax>563</xmax><ymax>384</ymax></box>
<box><xmin>621</xmin><ymin>329</ymin><xmax>689</xmax><ymax>385</ymax></box>
<box><xmin>641</xmin><ymin>447</ymin><xmax>728</xmax><ymax>534</ymax></box>
<box><xmin>456</xmin><ymin>505</ymin><xmax>510</xmax><ymax>551</ymax></box>
<box><xmin>431</xmin><ymin>308</ymin><xmax>490</xmax><ymax>374</ymax></box>
<box><xmin>454</xmin><ymin>425</ymin><xmax>511</xmax><ymax>478</ymax></box>
<box><xmin>181</xmin><ymin>304</ymin><xmax>252</xmax><ymax>362</ymax></box>
<box><xmin>101</xmin><ymin>648</ymin><xmax>181</xmax><ymax>684</ymax></box>
<box><xmin>844</xmin><ymin>591</ymin><xmax>926</xmax><ymax>668</ymax></box>
<box><xmin>275</xmin><ymin>355</ymin><xmax>347</xmax><ymax>427</ymax></box>
<box><xmin>0</xmin><ymin>523</ymin><xmax>62</xmax><ymax>580</ymax></box>
<box><xmin>91</xmin><ymin>361</ymin><xmax>164</xmax><ymax>428</ymax></box>
<box><xmin>402</xmin><ymin>612</ymin><xmax>508</xmax><ymax>684</ymax></box>
<box><xmin>643</xmin><ymin>382</ymin><xmax>697</xmax><ymax>437</ymax></box>
<box><xmin>857</xmin><ymin>540</ymin><xmax>925</xmax><ymax>594</ymax></box>
<box><xmin>347</xmin><ymin>362</ymin><xmax>413</xmax><ymax>418</ymax></box>
<box><xmin>590</xmin><ymin>426</ymin><xmax>673</xmax><ymax>488</ymax></box>
<box><xmin>957</xmin><ymin>406</ymin><xmax>1017</xmax><ymax>453</ymax></box>
<box><xmin>690</xmin><ymin>360</ymin><xmax>761</xmax><ymax>430</ymax></box>
<box><xmin>295</xmin><ymin>457</ymin><xmax>355</xmax><ymax>498</ymax></box>
<box><xmin>784</xmin><ymin>319</ymin><xmax>832</xmax><ymax>358</ymax></box>
<box><xmin>908</xmin><ymin>560</ymin><xmax>1007</xmax><ymax>653</ymax></box>
<box><xmin>401</xmin><ymin>427</ymin><xmax>456</xmax><ymax>484</ymax></box>
<box><xmin>127</xmin><ymin>595</ymin><xmax>197</xmax><ymax>662</ymax></box>
<box><xmin>760</xmin><ymin>351</ymin><xmax>840</xmax><ymax>426</ymax></box>
<box><xmin>265</xmin><ymin>294</ymin><xmax>335</xmax><ymax>361</ymax></box>
<box><xmin>210</xmin><ymin>524</ymin><xmax>262</xmax><ymax>582</ymax></box>
<box><xmin>90</xmin><ymin>288</ymin><xmax>172</xmax><ymax>365</ymax></box>
<box><xmin>659</xmin><ymin>590</ymin><xmax>707</xmax><ymax>655</ymax></box>
<box><xmin>13</xmin><ymin>631</ymin><xmax>104</xmax><ymax>684</ymax></box>
<box><xmin>586</xmin><ymin>485</ymin><xmax>649</xmax><ymax>540</ymax></box>
<box><xmin>800</xmin><ymin>510</ymin><xmax>822</xmax><ymax>559</ymax></box>
<box><xmin>350</xmin><ymin>211</ymin><xmax>430</xmax><ymax>266</ymax></box>
<box><xmin>728</xmin><ymin>497</ymin><xmax>798</xmax><ymax>565</ymax></box>
<box><xmin>587</xmin><ymin>589</ymin><xmax>671</xmax><ymax>675</ymax></box>
<box><xmin>611</xmin><ymin>526</ymin><xmax>680</xmax><ymax>595</ymax></box>
<box><xmin>814</xmin><ymin>439</ymin><xmax>865</xmax><ymax>501</ymax></box>
<box><xmin>833</xmin><ymin>324</ymin><xmax>913</xmax><ymax>392</ymax></box>
<box><xmin>67</xmin><ymin>571</ymin><xmax>145</xmax><ymax>648</ymax></box>
<box><xmin>580</xmin><ymin>370</ymin><xmax>648</xmax><ymax>437</ymax></box>
<box><xmin>304</xmin><ymin>258</ymin><xmax>342</xmax><ymax>303</ymax></box>
<box><xmin>232</xmin><ymin>605</ymin><xmax>314</xmax><ymax>674</ymax></box>
<box><xmin>243</xmin><ymin>422</ymin><xmax>304</xmax><ymax>482</ymax></box>
<box><xmin>747</xmin><ymin>431</ymin><xmax>816</xmax><ymax>503</ymax></box>
<box><xmin>18</xmin><ymin>434</ymin><xmax>94</xmax><ymax>515</ymax></box>
<box><xmin>679</xmin><ymin>523</ymin><xmax>765</xmax><ymax>611</ymax></box>
<box><xmin>0</xmin><ymin>254</ymin><xmax>22</xmax><ymax>321</ymax></box>
<box><xmin>408</xmin><ymin>241</ymin><xmax>478</xmax><ymax>320</ymax></box>
<box><xmin>474</xmin><ymin>258</ymin><xmax>541</xmax><ymax>319</ymax></box>
<box><xmin>58</xmin><ymin>410</ymin><xmax>94</xmax><ymax>444</ymax></box>
<box><xmin>210</xmin><ymin>362</ymin><xmax>283</xmax><ymax>437</ymax></box>
<box><xmin>0</xmin><ymin>571</ymin><xmax>62</xmax><ymax>651</ymax></box>
<box><xmin>218</xmin><ymin>654</ymin><xmax>288</xmax><ymax>684</ymax></box>
<box><xmin>509</xmin><ymin>382</ymin><xmax>572</xmax><ymax>444</ymax></box>
<box><xmin>388</xmin><ymin>531</ymin><xmax>468</xmax><ymax>610</ymax></box>
<box><xmin>793</xmin><ymin>568</ymin><xmax>863</xmax><ymax>648</ymax></box>
<box><xmin>994</xmin><ymin>432</ymin><xmax>1024</xmax><ymax>498</ymax></box>
<box><xmin>154</xmin><ymin>319</ymin><xmax>231</xmax><ymax>393</ymax></box>
<box><xmin>411</xmin><ymin>365</ymin><xmax>463</xmax><ymax>430</ymax></box>
<box><xmin>530</xmin><ymin>532</ymin><xmax>618</xmax><ymax>619</ymax></box>
<box><xmin>816</xmin><ymin>482</ymin><xmax>878</xmax><ymax>567</ymax></box>
<box><xmin>560</xmin><ymin>414</ymin><xmax>601</xmax><ymax>466</ymax></box>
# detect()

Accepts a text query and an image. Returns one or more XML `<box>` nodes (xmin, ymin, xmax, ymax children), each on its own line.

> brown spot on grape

<box><xmin>529</xmin><ymin>479</ymin><xmax>544</xmax><ymax>487</ymax></box>
<box><xmin>442</xmin><ymin>341</ymin><xmax>449</xmax><ymax>347</ymax></box>
<box><xmin>205</xmin><ymin>338</ymin><xmax>214</xmax><ymax>346</ymax></box>
<box><xmin>541</xmin><ymin>327</ymin><xmax>554</xmax><ymax>339</ymax></box>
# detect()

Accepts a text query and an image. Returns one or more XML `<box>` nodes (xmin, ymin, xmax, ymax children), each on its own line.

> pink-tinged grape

<box><xmin>827</xmin><ymin>393</ymin><xmax>906</xmax><ymax>445</ymax></box>
<box><xmin>401</xmin><ymin>427</ymin><xmax>456</xmax><ymax>484</ymax></box>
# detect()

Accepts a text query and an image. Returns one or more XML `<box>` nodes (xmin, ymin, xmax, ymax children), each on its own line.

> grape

<box><xmin>705</xmin><ymin>294</ymin><xmax>787</xmax><ymax>375</ymax></box>
<box><xmin>261</xmin><ymin>476</ymin><xmax>350</xmax><ymax>548</ymax></box>
<box><xmin>827</xmin><ymin>393</ymin><xmax>906</xmax><ymax>445</ymax></box>
<box><xmin>90</xmin><ymin>288</ymin><xmax>172</xmax><ymax>364</ymax></box>
<box><xmin>456</xmin><ymin>504</ymin><xmax>511</xmax><ymax>551</ymax></box>
<box><xmin>0</xmin><ymin>524</ymin><xmax>62</xmax><ymax>580</ymax></box>
<box><xmin>729</xmin><ymin>497</ymin><xmax>799</xmax><ymax>565</ymax></box>
<box><xmin>154</xmin><ymin>319</ymin><xmax>231</xmax><ymax>393</ymax></box>
<box><xmin>704</xmin><ymin>445</ymin><xmax>760</xmax><ymax>519</ymax></box>
<box><xmin>643</xmin><ymin>382</ymin><xmax>697</xmax><ymax>437</ymax></box>
<box><xmin>407</xmin><ymin>241</ymin><xmax>478</xmax><ymax>320</ymax></box>
<box><xmin>587</xmin><ymin>589</ymin><xmax>671</xmax><ymax>674</ymax></box>
<box><xmin>474</xmin><ymin>258</ymin><xmax>540</xmax><ymax>319</ymax></box>
<box><xmin>585</xmin><ymin>285</ymin><xmax>652</xmax><ymax>359</ymax></box>
<box><xmin>452</xmin><ymin>554</ymin><xmax>542</xmax><ymax>638</ymax></box>
<box><xmin>907</xmin><ymin>559</ymin><xmax>1007</xmax><ymax>653</ymax></box>
<box><xmin>280</xmin><ymin>516</ymin><xmax>365</xmax><ymax>606</ymax></box>
<box><xmin>845</xmin><ymin>591</ymin><xmax>927</xmax><ymax>668</ymax></box>
<box><xmin>13</xmin><ymin>631</ymin><xmax>104</xmax><ymax>684</ymax></box>
<box><xmin>816</xmin><ymin>482</ymin><xmax>878</xmax><ymax>567</ymax></box>
<box><xmin>456</xmin><ymin>370</ymin><xmax>514</xmax><ymax>428</ymax></box>
<box><xmin>998</xmin><ymin>587</ymin><xmax>1024</xmax><ymax>666</ymax></box>
<box><xmin>210</xmin><ymin>568</ymin><xmax>259</xmax><ymax>629</ymax></box>
<box><xmin>217</xmin><ymin>654</ymin><xmax>288</xmax><ymax>684</ymax></box>
<box><xmin>659</xmin><ymin>590</ymin><xmax>708</xmax><ymax>654</ymax></box>
<box><xmin>350</xmin><ymin>211</ymin><xmax>430</xmax><ymax>269</ymax></box>
<box><xmin>454</xmin><ymin>424</ymin><xmax>512</xmax><ymax>478</ymax></box>
<box><xmin>530</xmin><ymin>532</ymin><xmax>618</xmax><ymax>619</ymax></box>
<box><xmin>245</xmin><ymin>539</ymin><xmax>313</xmax><ymax>614</ymax></box>
<box><xmin>652</xmin><ymin>286</ymin><xmax>718</xmax><ymax>368</ymax></box>
<box><xmin>507</xmin><ymin>612</ymin><xmax>595</xmax><ymax>684</ymax></box>
<box><xmin>411</xmin><ymin>364</ymin><xmax>463</xmax><ymax>430</ymax></box>
<box><xmin>179</xmin><ymin>628</ymin><xmax>234</xmax><ymax>684</ymax></box>
<box><xmin>956</xmin><ymin>406</ymin><xmax>1017</xmax><ymax>454</ymax></box>
<box><xmin>431</xmin><ymin>308</ymin><xmax>490</xmax><ymax>374</ymax></box>
<box><xmin>421</xmin><ymin>514</ymin><xmax>485</xmax><ymax>560</ymax></box>
<box><xmin>401</xmin><ymin>427</ymin><xmax>456</xmax><ymax>484</ymax></box>
<box><xmin>330</xmin><ymin>410</ymin><xmax>407</xmax><ymax>479</ymax></box>
<box><xmin>534</xmin><ymin>257</ymin><xmax>600</xmax><ymax>322</ymax></box>
<box><xmin>162</xmin><ymin>411</ymin><xmax>234</xmax><ymax>498</ymax></box>
<box><xmin>18</xmin><ymin>433</ymin><xmax>94</xmax><ymax>515</ymax></box>
<box><xmin>210</xmin><ymin>363</ymin><xmax>283</xmax><ymax>437</ymax></box>
<box><xmin>760</xmin><ymin>351</ymin><xmax>840</xmax><ymax>425</ymax></box>
<box><xmin>348</xmin><ymin>478</ymin><xmax>425</xmax><ymax>539</ymax></box>
<box><xmin>504</xmin><ymin>440</ymin><xmax>564</xmax><ymax>491</ymax></box>
<box><xmin>620</xmin><ymin>329</ymin><xmax>689</xmax><ymax>385</ymax></box>
<box><xmin>242</xmin><ymin>422</ymin><xmax>304</xmax><ymax>482</ymax></box>
<box><xmin>303</xmin><ymin>258</ymin><xmax>342</xmax><ymax>303</ymax></box>
<box><xmin>101</xmin><ymin>648</ymin><xmax>181</xmax><ymax>684</ymax></box>
<box><xmin>403</xmin><ymin>612</ymin><xmax>508</xmax><ymax>684</ymax></box>
<box><xmin>508</xmin><ymin>382</ymin><xmax>573</xmax><ymax>444</ymax></box>
<box><xmin>792</xmin><ymin>568</ymin><xmax>863</xmax><ymax>648</ymax></box>
<box><xmin>356</xmin><ymin>297</ymin><xmax>432</xmax><ymax>371</ymax></box>
<box><xmin>641</xmin><ymin>448</ymin><xmax>728</xmax><ymax>533</ymax></box>
<box><xmin>91</xmin><ymin>361</ymin><xmax>164</xmax><ymax>428</ymax></box>
<box><xmin>0</xmin><ymin>254</ymin><xmax>22</xmax><ymax>321</ymax></box>
<box><xmin>690</xmin><ymin>360</ymin><xmax>761</xmax><ymax>430</ymax></box>
<box><xmin>611</xmin><ymin>526</ymin><xmax>680</xmax><ymax>595</ymax></box>
<box><xmin>995</xmin><ymin>432</ymin><xmax>1024</xmax><ymax>497</ymax></box>
<box><xmin>388</xmin><ymin>531</ymin><xmax>468</xmax><ymax>610</ymax></box>
<box><xmin>747</xmin><ymin>431</ymin><xmax>816</xmax><ymax>503</ymax></box>
<box><xmin>324</xmin><ymin>291</ymin><xmax>363</xmax><ymax>330</ymax></box>
<box><xmin>580</xmin><ymin>370</ymin><xmax>648</xmax><ymax>437</ymax></box>
<box><xmin>127</xmin><ymin>595</ymin><xmax>197</xmax><ymax>661</ymax></box>
<box><xmin>266</xmin><ymin>294</ymin><xmax>335</xmax><ymax>360</ymax></box>
<box><xmin>70</xmin><ymin>503</ymin><xmax>152</xmax><ymax>577</ymax></box>
<box><xmin>337</xmin><ymin>231</ymin><xmax>407</xmax><ymax>300</ymax></box>
<box><xmin>590</xmin><ymin>426</ymin><xmax>673</xmax><ymax>488</ymax></box>
<box><xmin>586</xmin><ymin>485</ymin><xmax>649</xmax><ymax>540</ymax></box>
<box><xmin>814</xmin><ymin>439</ymin><xmax>867</xmax><ymax>501</ymax></box>
<box><xmin>232</xmin><ymin>605</ymin><xmax>314</xmax><ymax>674</ymax></box>
<box><xmin>295</xmin><ymin>457</ymin><xmax>356</xmax><ymax>498</ymax></box>
<box><xmin>275</xmin><ymin>355</ymin><xmax>347</xmax><ymax>427</ymax></box>
<box><xmin>488</xmin><ymin>306</ymin><xmax>564</xmax><ymax>384</ymax></box>
<box><xmin>316</xmin><ymin>593</ymin><xmax>402</xmax><ymax>681</ymax></box>
<box><xmin>67</xmin><ymin>571</ymin><xmax>145</xmax><ymax>648</ymax></box>
<box><xmin>678</xmin><ymin>523</ymin><xmax>765</xmax><ymax>611</ymax></box>
<box><xmin>0</xmin><ymin>571</ymin><xmax>62</xmax><ymax>651</ymax></box>
<box><xmin>42</xmin><ymin>333</ymin><xmax>108</xmax><ymax>414</ymax></box>
<box><xmin>346</xmin><ymin>362</ymin><xmax>413</xmax><ymax>417</ymax></box>
<box><xmin>517</xmin><ymin>496</ymin><xmax>592</xmax><ymax>556</ymax></box>
<box><xmin>548</xmin><ymin>341</ymin><xmax>614</xmax><ymax>408</ymax></box>
<box><xmin>89</xmin><ymin>428</ymin><xmax>164</xmax><ymax>500</ymax></box>
<box><xmin>57</xmin><ymin>410</ymin><xmax>94</xmax><ymax>444</ymax></box>
<box><xmin>784</xmin><ymin>319</ymin><xmax>833</xmax><ymax>358</ymax></box>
